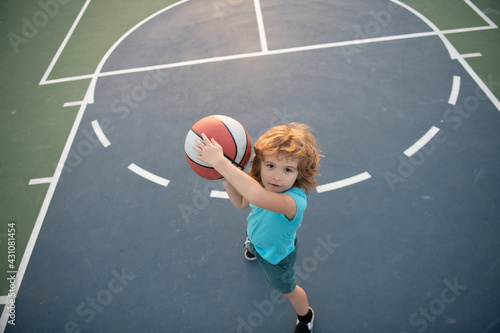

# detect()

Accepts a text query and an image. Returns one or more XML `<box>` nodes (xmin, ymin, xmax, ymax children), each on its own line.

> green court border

<box><xmin>0</xmin><ymin>0</ymin><xmax>498</xmax><ymax>328</ymax></box>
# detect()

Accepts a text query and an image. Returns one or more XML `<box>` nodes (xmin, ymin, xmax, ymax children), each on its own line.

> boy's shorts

<box><xmin>247</xmin><ymin>238</ymin><xmax>298</xmax><ymax>294</ymax></box>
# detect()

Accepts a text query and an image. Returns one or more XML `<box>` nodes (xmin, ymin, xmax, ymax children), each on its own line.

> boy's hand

<box><xmin>193</xmin><ymin>133</ymin><xmax>225</xmax><ymax>167</ymax></box>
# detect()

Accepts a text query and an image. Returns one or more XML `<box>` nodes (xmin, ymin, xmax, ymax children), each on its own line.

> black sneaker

<box><xmin>244</xmin><ymin>237</ymin><xmax>256</xmax><ymax>261</ymax></box>
<box><xmin>295</xmin><ymin>307</ymin><xmax>315</xmax><ymax>333</ymax></box>
<box><xmin>244</xmin><ymin>249</ymin><xmax>256</xmax><ymax>261</ymax></box>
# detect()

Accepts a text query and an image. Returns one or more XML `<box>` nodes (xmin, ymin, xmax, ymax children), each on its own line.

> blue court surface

<box><xmin>4</xmin><ymin>0</ymin><xmax>500</xmax><ymax>332</ymax></box>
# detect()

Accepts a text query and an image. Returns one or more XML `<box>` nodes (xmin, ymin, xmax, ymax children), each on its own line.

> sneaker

<box><xmin>295</xmin><ymin>307</ymin><xmax>315</xmax><ymax>333</ymax></box>
<box><xmin>244</xmin><ymin>249</ymin><xmax>256</xmax><ymax>261</ymax></box>
<box><xmin>244</xmin><ymin>237</ymin><xmax>256</xmax><ymax>261</ymax></box>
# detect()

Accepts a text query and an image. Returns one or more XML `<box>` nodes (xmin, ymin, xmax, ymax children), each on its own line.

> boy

<box><xmin>194</xmin><ymin>123</ymin><xmax>321</xmax><ymax>332</ymax></box>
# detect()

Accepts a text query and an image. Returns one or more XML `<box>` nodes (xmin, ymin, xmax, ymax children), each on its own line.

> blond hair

<box><xmin>249</xmin><ymin>123</ymin><xmax>321</xmax><ymax>194</ymax></box>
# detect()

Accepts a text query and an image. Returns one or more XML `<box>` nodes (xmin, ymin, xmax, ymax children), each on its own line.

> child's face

<box><xmin>260</xmin><ymin>153</ymin><xmax>299</xmax><ymax>193</ymax></box>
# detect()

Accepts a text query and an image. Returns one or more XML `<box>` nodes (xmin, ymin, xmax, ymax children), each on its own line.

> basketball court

<box><xmin>1</xmin><ymin>0</ymin><xmax>500</xmax><ymax>332</ymax></box>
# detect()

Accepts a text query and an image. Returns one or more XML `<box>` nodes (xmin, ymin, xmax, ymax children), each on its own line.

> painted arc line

<box><xmin>128</xmin><ymin>163</ymin><xmax>170</xmax><ymax>187</ymax></box>
<box><xmin>85</xmin><ymin>0</ymin><xmax>191</xmax><ymax>104</ymax></box>
<box><xmin>316</xmin><ymin>172</ymin><xmax>372</xmax><ymax>193</ymax></box>
<box><xmin>63</xmin><ymin>101</ymin><xmax>84</xmax><ymax>107</ymax></box>
<box><xmin>29</xmin><ymin>178</ymin><xmax>53</xmax><ymax>186</ymax></box>
<box><xmin>404</xmin><ymin>126</ymin><xmax>441</xmax><ymax>157</ymax></box>
<box><xmin>448</xmin><ymin>76</ymin><xmax>461</xmax><ymax>105</ymax></box>
<box><xmin>253</xmin><ymin>0</ymin><xmax>268</xmax><ymax>52</ymax></box>
<box><xmin>461</xmin><ymin>52</ymin><xmax>482</xmax><ymax>58</ymax></box>
<box><xmin>91</xmin><ymin>120</ymin><xmax>111</xmax><ymax>148</ymax></box>
<box><xmin>210</xmin><ymin>190</ymin><xmax>230</xmax><ymax>199</ymax></box>
<box><xmin>391</xmin><ymin>0</ymin><xmax>460</xmax><ymax>60</ymax></box>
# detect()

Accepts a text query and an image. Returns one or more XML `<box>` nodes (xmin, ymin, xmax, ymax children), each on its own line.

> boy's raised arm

<box><xmin>194</xmin><ymin>134</ymin><xmax>296</xmax><ymax>218</ymax></box>
<box><xmin>222</xmin><ymin>181</ymin><xmax>249</xmax><ymax>210</ymax></box>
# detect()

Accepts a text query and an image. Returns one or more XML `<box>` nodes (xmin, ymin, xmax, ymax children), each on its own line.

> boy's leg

<box><xmin>283</xmin><ymin>285</ymin><xmax>309</xmax><ymax>316</ymax></box>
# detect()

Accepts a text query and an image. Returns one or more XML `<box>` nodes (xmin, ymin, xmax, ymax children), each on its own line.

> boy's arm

<box><xmin>222</xmin><ymin>181</ymin><xmax>249</xmax><ymax>210</ymax></box>
<box><xmin>194</xmin><ymin>134</ymin><xmax>297</xmax><ymax>218</ymax></box>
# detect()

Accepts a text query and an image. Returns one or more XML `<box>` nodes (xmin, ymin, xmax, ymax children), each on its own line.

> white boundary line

<box><xmin>40</xmin><ymin>0</ymin><xmax>92</xmax><ymax>84</ymax></box>
<box><xmin>317</xmin><ymin>172</ymin><xmax>372</xmax><ymax>193</ymax></box>
<box><xmin>253</xmin><ymin>0</ymin><xmax>268</xmax><ymax>52</ymax></box>
<box><xmin>128</xmin><ymin>164</ymin><xmax>170</xmax><ymax>187</ymax></box>
<box><xmin>91</xmin><ymin>120</ymin><xmax>111</xmax><ymax>148</ymax></box>
<box><xmin>0</xmin><ymin>98</ymin><xmax>91</xmax><ymax>331</ymax></box>
<box><xmin>448</xmin><ymin>76</ymin><xmax>461</xmax><ymax>105</ymax></box>
<box><xmin>404</xmin><ymin>126</ymin><xmax>441</xmax><ymax>157</ymax></box>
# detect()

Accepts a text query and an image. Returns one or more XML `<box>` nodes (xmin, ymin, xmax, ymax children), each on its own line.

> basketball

<box><xmin>184</xmin><ymin>115</ymin><xmax>252</xmax><ymax>180</ymax></box>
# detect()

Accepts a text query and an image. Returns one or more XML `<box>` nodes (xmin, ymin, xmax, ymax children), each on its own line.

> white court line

<box><xmin>91</xmin><ymin>120</ymin><xmax>111</xmax><ymax>148</ymax></box>
<box><xmin>39</xmin><ymin>24</ymin><xmax>498</xmax><ymax>87</ymax></box>
<box><xmin>63</xmin><ymin>101</ymin><xmax>84</xmax><ymax>107</ymax></box>
<box><xmin>40</xmin><ymin>0</ymin><xmax>92</xmax><ymax>84</ymax></box>
<box><xmin>464</xmin><ymin>0</ymin><xmax>498</xmax><ymax>28</ymax></box>
<box><xmin>41</xmin><ymin>31</ymin><xmax>438</xmax><ymax>85</ymax></box>
<box><xmin>392</xmin><ymin>0</ymin><xmax>460</xmax><ymax>60</ymax></box>
<box><xmin>0</xmin><ymin>98</ymin><xmax>90</xmax><ymax>331</ymax></box>
<box><xmin>42</xmin><ymin>74</ymin><xmax>94</xmax><ymax>85</ymax></box>
<box><xmin>85</xmin><ymin>0</ymin><xmax>190</xmax><ymax>104</ymax></box>
<box><xmin>456</xmin><ymin>55</ymin><xmax>500</xmax><ymax>112</ymax></box>
<box><xmin>28</xmin><ymin>177</ymin><xmax>53</xmax><ymax>186</ymax></box>
<box><xmin>128</xmin><ymin>164</ymin><xmax>170</xmax><ymax>187</ymax></box>
<box><xmin>210</xmin><ymin>190</ymin><xmax>230</xmax><ymax>199</ymax></box>
<box><xmin>404</xmin><ymin>126</ymin><xmax>441</xmax><ymax>157</ymax></box>
<box><xmin>442</xmin><ymin>25</ymin><xmax>497</xmax><ymax>34</ymax></box>
<box><xmin>317</xmin><ymin>172</ymin><xmax>372</xmax><ymax>193</ymax></box>
<box><xmin>461</xmin><ymin>52</ymin><xmax>482</xmax><ymax>58</ymax></box>
<box><xmin>0</xmin><ymin>296</ymin><xmax>9</xmax><ymax>305</ymax></box>
<box><xmin>253</xmin><ymin>0</ymin><xmax>268</xmax><ymax>52</ymax></box>
<box><xmin>449</xmin><ymin>76</ymin><xmax>461</xmax><ymax>105</ymax></box>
